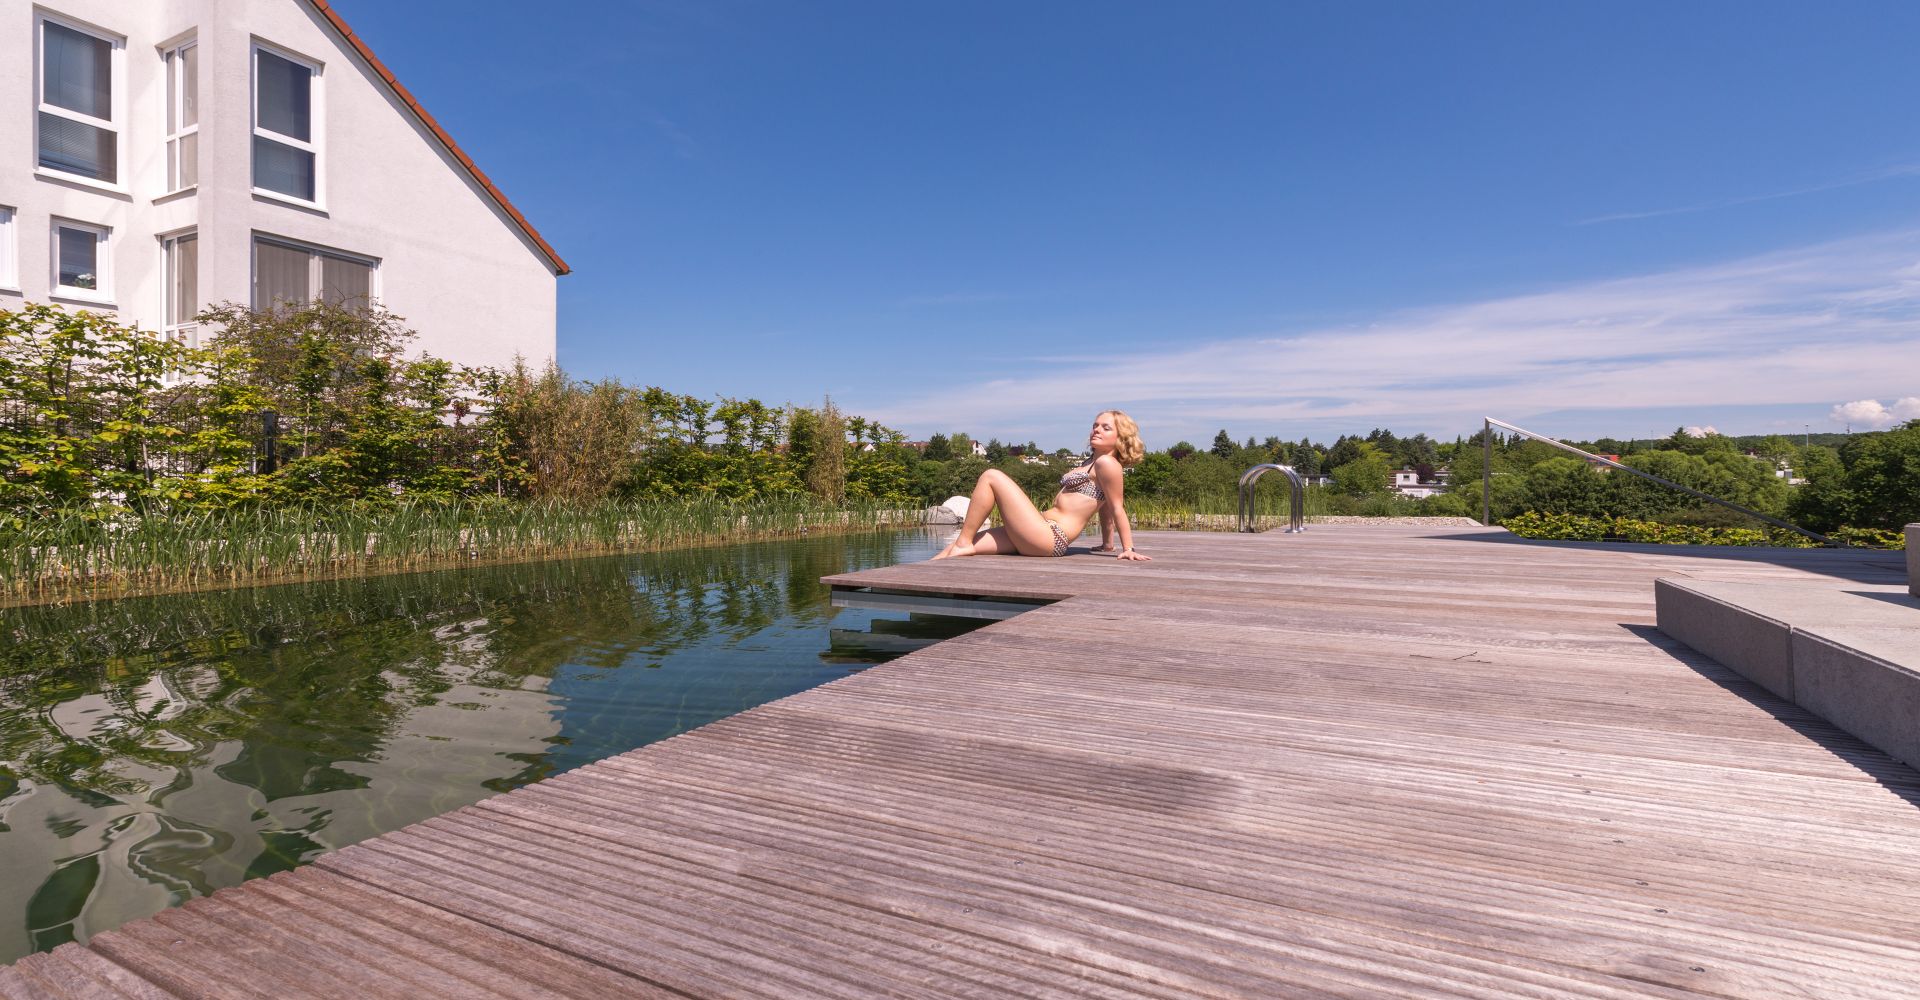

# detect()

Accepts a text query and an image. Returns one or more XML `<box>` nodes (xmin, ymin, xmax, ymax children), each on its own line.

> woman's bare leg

<box><xmin>933</xmin><ymin>469</ymin><xmax>1055</xmax><ymax>558</ymax></box>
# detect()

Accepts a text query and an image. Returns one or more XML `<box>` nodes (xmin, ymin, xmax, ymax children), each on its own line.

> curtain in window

<box><xmin>39</xmin><ymin>113</ymin><xmax>115</xmax><ymax>182</ymax></box>
<box><xmin>175</xmin><ymin>132</ymin><xmax>198</xmax><ymax>189</ymax></box>
<box><xmin>43</xmin><ymin>23</ymin><xmax>110</xmax><ymax>119</ymax></box>
<box><xmin>0</xmin><ymin>210</ymin><xmax>14</xmax><ymax>288</ymax></box>
<box><xmin>253</xmin><ymin>138</ymin><xmax>314</xmax><ymax>201</ymax></box>
<box><xmin>256</xmin><ymin>51</ymin><xmax>311</xmax><ymax>140</ymax></box>
<box><xmin>57</xmin><ymin>227</ymin><xmax>98</xmax><ymax>290</ymax></box>
<box><xmin>178</xmin><ymin>46</ymin><xmax>198</xmax><ymax>128</ymax></box>
<box><xmin>254</xmin><ymin>240</ymin><xmax>309</xmax><ymax>308</ymax></box>
<box><xmin>170</xmin><ymin>235</ymin><xmax>199</xmax><ymax>325</ymax></box>
<box><xmin>319</xmin><ymin>256</ymin><xmax>372</xmax><ymax>309</ymax></box>
<box><xmin>168</xmin><ymin>47</ymin><xmax>198</xmax><ymax>190</ymax></box>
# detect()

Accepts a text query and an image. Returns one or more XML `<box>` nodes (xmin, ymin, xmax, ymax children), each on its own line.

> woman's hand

<box><xmin>1116</xmin><ymin>548</ymin><xmax>1151</xmax><ymax>562</ymax></box>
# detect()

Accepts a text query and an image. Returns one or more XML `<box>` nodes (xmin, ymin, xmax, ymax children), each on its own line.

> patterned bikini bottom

<box><xmin>1044</xmin><ymin>519</ymin><xmax>1070</xmax><ymax>557</ymax></box>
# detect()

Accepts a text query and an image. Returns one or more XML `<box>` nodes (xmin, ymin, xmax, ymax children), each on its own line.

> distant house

<box><xmin>1388</xmin><ymin>466</ymin><xmax>1448</xmax><ymax>499</ymax></box>
<box><xmin>968</xmin><ymin>440</ymin><xmax>986</xmax><ymax>458</ymax></box>
<box><xmin>3</xmin><ymin>0</ymin><xmax>568</xmax><ymax>369</ymax></box>
<box><xmin>1742</xmin><ymin>450</ymin><xmax>1799</xmax><ymax>483</ymax></box>
<box><xmin>1586</xmin><ymin>454</ymin><xmax>1623</xmax><ymax>472</ymax></box>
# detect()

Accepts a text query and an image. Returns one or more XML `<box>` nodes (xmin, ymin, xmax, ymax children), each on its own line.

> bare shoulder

<box><xmin>1093</xmin><ymin>454</ymin><xmax>1126</xmax><ymax>481</ymax></box>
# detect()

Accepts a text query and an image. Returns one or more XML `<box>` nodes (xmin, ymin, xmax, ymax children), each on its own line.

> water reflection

<box><xmin>0</xmin><ymin>528</ymin><xmax>957</xmax><ymax>963</ymax></box>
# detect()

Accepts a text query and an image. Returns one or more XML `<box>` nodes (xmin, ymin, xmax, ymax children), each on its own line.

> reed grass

<box><xmin>0</xmin><ymin>497</ymin><xmax>911</xmax><ymax>606</ymax></box>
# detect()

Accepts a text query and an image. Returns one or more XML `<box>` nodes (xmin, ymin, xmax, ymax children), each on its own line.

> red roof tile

<box><xmin>304</xmin><ymin>0</ymin><xmax>571</xmax><ymax>275</ymax></box>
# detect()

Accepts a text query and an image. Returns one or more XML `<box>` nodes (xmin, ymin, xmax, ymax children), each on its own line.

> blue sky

<box><xmin>332</xmin><ymin>1</ymin><xmax>1920</xmax><ymax>449</ymax></box>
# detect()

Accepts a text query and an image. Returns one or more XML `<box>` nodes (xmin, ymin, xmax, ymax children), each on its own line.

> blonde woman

<box><xmin>933</xmin><ymin>410</ymin><xmax>1152</xmax><ymax>562</ymax></box>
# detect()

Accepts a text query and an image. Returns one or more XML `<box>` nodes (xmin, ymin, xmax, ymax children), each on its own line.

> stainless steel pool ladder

<box><xmin>1238</xmin><ymin>464</ymin><xmax>1307</xmax><ymax>533</ymax></box>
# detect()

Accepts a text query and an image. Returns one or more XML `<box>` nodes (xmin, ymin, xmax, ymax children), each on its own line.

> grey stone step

<box><xmin>1908</xmin><ymin>523</ymin><xmax>1917</xmax><ymax>598</ymax></box>
<box><xmin>1657</xmin><ymin>576</ymin><xmax>1920</xmax><ymax>769</ymax></box>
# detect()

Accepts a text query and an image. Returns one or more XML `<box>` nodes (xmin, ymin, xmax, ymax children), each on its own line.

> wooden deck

<box><xmin>6</xmin><ymin>525</ymin><xmax>1918</xmax><ymax>999</ymax></box>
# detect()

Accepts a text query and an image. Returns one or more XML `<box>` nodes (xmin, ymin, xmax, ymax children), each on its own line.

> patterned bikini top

<box><xmin>1059</xmin><ymin>463</ymin><xmax>1105</xmax><ymax>502</ymax></box>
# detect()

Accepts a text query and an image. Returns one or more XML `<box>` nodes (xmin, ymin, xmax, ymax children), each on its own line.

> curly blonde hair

<box><xmin>1100</xmin><ymin>410</ymin><xmax>1145</xmax><ymax>467</ymax></box>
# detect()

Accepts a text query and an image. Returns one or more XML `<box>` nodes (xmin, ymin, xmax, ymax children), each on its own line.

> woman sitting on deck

<box><xmin>933</xmin><ymin>410</ymin><xmax>1152</xmax><ymax>562</ymax></box>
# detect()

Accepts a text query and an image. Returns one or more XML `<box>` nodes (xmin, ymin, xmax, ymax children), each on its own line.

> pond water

<box><xmin>0</xmin><ymin>527</ymin><xmax>968</xmax><ymax>964</ymax></box>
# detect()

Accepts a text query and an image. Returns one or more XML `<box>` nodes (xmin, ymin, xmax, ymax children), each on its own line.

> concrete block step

<box><xmin>1657</xmin><ymin>576</ymin><xmax>1920</xmax><ymax>770</ymax></box>
<box><xmin>1908</xmin><ymin>523</ymin><xmax>1917</xmax><ymax>598</ymax></box>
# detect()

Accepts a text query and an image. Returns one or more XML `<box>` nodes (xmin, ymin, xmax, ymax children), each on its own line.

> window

<box><xmin>252</xmin><ymin>45</ymin><xmax>319</xmax><ymax>203</ymax></box>
<box><xmin>163</xmin><ymin>233</ymin><xmax>199</xmax><ymax>346</ymax></box>
<box><xmin>0</xmin><ymin>208</ymin><xmax>16</xmax><ymax>290</ymax></box>
<box><xmin>52</xmin><ymin>220</ymin><xmax>110</xmax><ymax>300</ymax></box>
<box><xmin>163</xmin><ymin>42</ymin><xmax>198</xmax><ymax>192</ymax></box>
<box><xmin>253</xmin><ymin>236</ymin><xmax>375</xmax><ymax>310</ymax></box>
<box><xmin>37</xmin><ymin>16</ymin><xmax>122</xmax><ymax>184</ymax></box>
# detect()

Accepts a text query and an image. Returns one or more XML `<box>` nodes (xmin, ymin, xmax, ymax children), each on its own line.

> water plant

<box><xmin>0</xmin><ymin>496</ymin><xmax>909</xmax><ymax>605</ymax></box>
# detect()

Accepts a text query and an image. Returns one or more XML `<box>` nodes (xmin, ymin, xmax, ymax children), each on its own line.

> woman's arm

<box><xmin>1093</xmin><ymin>456</ymin><xmax>1151</xmax><ymax>561</ymax></box>
<box><xmin>1095</xmin><ymin>497</ymin><xmax>1116</xmax><ymax>551</ymax></box>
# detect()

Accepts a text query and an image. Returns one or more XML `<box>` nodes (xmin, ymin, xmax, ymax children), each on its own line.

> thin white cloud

<box><xmin>1578</xmin><ymin>163</ymin><xmax>1920</xmax><ymax>225</ymax></box>
<box><xmin>640</xmin><ymin>110</ymin><xmax>699</xmax><ymax>160</ymax></box>
<box><xmin>863</xmin><ymin>229</ymin><xmax>1920</xmax><ymax>445</ymax></box>
<box><xmin>1830</xmin><ymin>397</ymin><xmax>1920</xmax><ymax>430</ymax></box>
<box><xmin>899</xmin><ymin>291</ymin><xmax>1010</xmax><ymax>307</ymax></box>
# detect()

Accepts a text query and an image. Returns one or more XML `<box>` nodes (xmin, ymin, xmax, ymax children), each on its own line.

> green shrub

<box><xmin>1503</xmin><ymin>511</ymin><xmax>1773</xmax><ymax>546</ymax></box>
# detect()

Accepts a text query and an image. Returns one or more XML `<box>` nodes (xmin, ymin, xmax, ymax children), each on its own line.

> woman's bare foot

<box><xmin>931</xmin><ymin>535</ymin><xmax>974</xmax><ymax>560</ymax></box>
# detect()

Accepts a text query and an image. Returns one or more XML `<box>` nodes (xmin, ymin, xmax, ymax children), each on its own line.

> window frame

<box><xmin>0</xmin><ymin>207</ymin><xmax>17</xmax><ymax>291</ymax></box>
<box><xmin>50</xmin><ymin>218</ymin><xmax>112</xmax><ymax>304</ymax></box>
<box><xmin>161</xmin><ymin>229</ymin><xmax>199</xmax><ymax>347</ymax></box>
<box><xmin>250</xmin><ymin>40</ymin><xmax>325</xmax><ymax>208</ymax></box>
<box><xmin>34</xmin><ymin>12</ymin><xmax>126</xmax><ymax>191</ymax></box>
<box><xmin>251</xmin><ymin>234</ymin><xmax>379</xmax><ymax>310</ymax></box>
<box><xmin>162</xmin><ymin>39</ymin><xmax>199</xmax><ymax>194</ymax></box>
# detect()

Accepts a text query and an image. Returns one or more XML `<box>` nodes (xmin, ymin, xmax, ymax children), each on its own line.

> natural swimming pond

<box><xmin>0</xmin><ymin>528</ymin><xmax>970</xmax><ymax>965</ymax></box>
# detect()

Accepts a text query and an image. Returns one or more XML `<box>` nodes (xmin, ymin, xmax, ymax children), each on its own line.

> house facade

<box><xmin>1</xmin><ymin>0</ymin><xmax>566</xmax><ymax>369</ymax></box>
<box><xmin>1388</xmin><ymin>466</ymin><xmax>1448</xmax><ymax>499</ymax></box>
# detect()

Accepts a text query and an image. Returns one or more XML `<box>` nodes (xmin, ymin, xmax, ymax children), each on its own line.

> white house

<box><xmin>0</xmin><ymin>0</ymin><xmax>566</xmax><ymax>369</ymax></box>
<box><xmin>1388</xmin><ymin>466</ymin><xmax>1448</xmax><ymax>499</ymax></box>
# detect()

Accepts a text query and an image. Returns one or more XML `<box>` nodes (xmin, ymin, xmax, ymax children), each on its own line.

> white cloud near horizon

<box><xmin>1831</xmin><ymin>397</ymin><xmax>1920</xmax><ymax>429</ymax></box>
<box><xmin>863</xmin><ymin>228</ymin><xmax>1920</xmax><ymax>446</ymax></box>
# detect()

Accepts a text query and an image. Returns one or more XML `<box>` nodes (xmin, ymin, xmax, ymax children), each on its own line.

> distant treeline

<box><xmin>3</xmin><ymin>302</ymin><xmax>1913</xmax><ymax>535</ymax></box>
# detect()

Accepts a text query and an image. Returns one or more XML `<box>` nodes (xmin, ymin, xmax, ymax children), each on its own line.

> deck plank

<box><xmin>7</xmin><ymin>525</ymin><xmax>1916</xmax><ymax>997</ymax></box>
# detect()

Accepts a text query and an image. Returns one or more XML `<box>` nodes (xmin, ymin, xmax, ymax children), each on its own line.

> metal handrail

<box><xmin>1480</xmin><ymin>417</ymin><xmax>1829</xmax><ymax>544</ymax></box>
<box><xmin>1239</xmin><ymin>464</ymin><xmax>1307</xmax><ymax>533</ymax></box>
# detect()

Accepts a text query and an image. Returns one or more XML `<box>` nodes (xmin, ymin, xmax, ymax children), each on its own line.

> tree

<box><xmin>1324</xmin><ymin>435</ymin><xmax>1368</xmax><ymax>470</ymax></box>
<box><xmin>1521</xmin><ymin>457</ymin><xmax>1608</xmax><ymax>517</ymax></box>
<box><xmin>985</xmin><ymin>438</ymin><xmax>1008</xmax><ymax>463</ymax></box>
<box><xmin>1129</xmin><ymin>452</ymin><xmax>1174</xmax><ymax>495</ymax></box>
<box><xmin>1398</xmin><ymin>433</ymin><xmax>1439</xmax><ymax>469</ymax></box>
<box><xmin>950</xmin><ymin>432</ymin><xmax>973</xmax><ymax>458</ymax></box>
<box><xmin>924</xmin><ymin>433</ymin><xmax>953</xmax><ymax>461</ymax></box>
<box><xmin>1211</xmin><ymin>430</ymin><xmax>1235</xmax><ymax>458</ymax></box>
<box><xmin>1168</xmin><ymin>441</ymin><xmax>1196</xmax><ymax>461</ymax></box>
<box><xmin>1750</xmin><ymin>435</ymin><xmax>1795</xmax><ymax>468</ymax></box>
<box><xmin>798</xmin><ymin>400</ymin><xmax>847</xmax><ymax>502</ymax></box>
<box><xmin>1330</xmin><ymin>445</ymin><xmax>1392</xmax><ymax>497</ymax></box>
<box><xmin>491</xmin><ymin>361</ymin><xmax>647</xmax><ymax>502</ymax></box>
<box><xmin>1792</xmin><ymin>427</ymin><xmax>1920</xmax><ymax>531</ymax></box>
